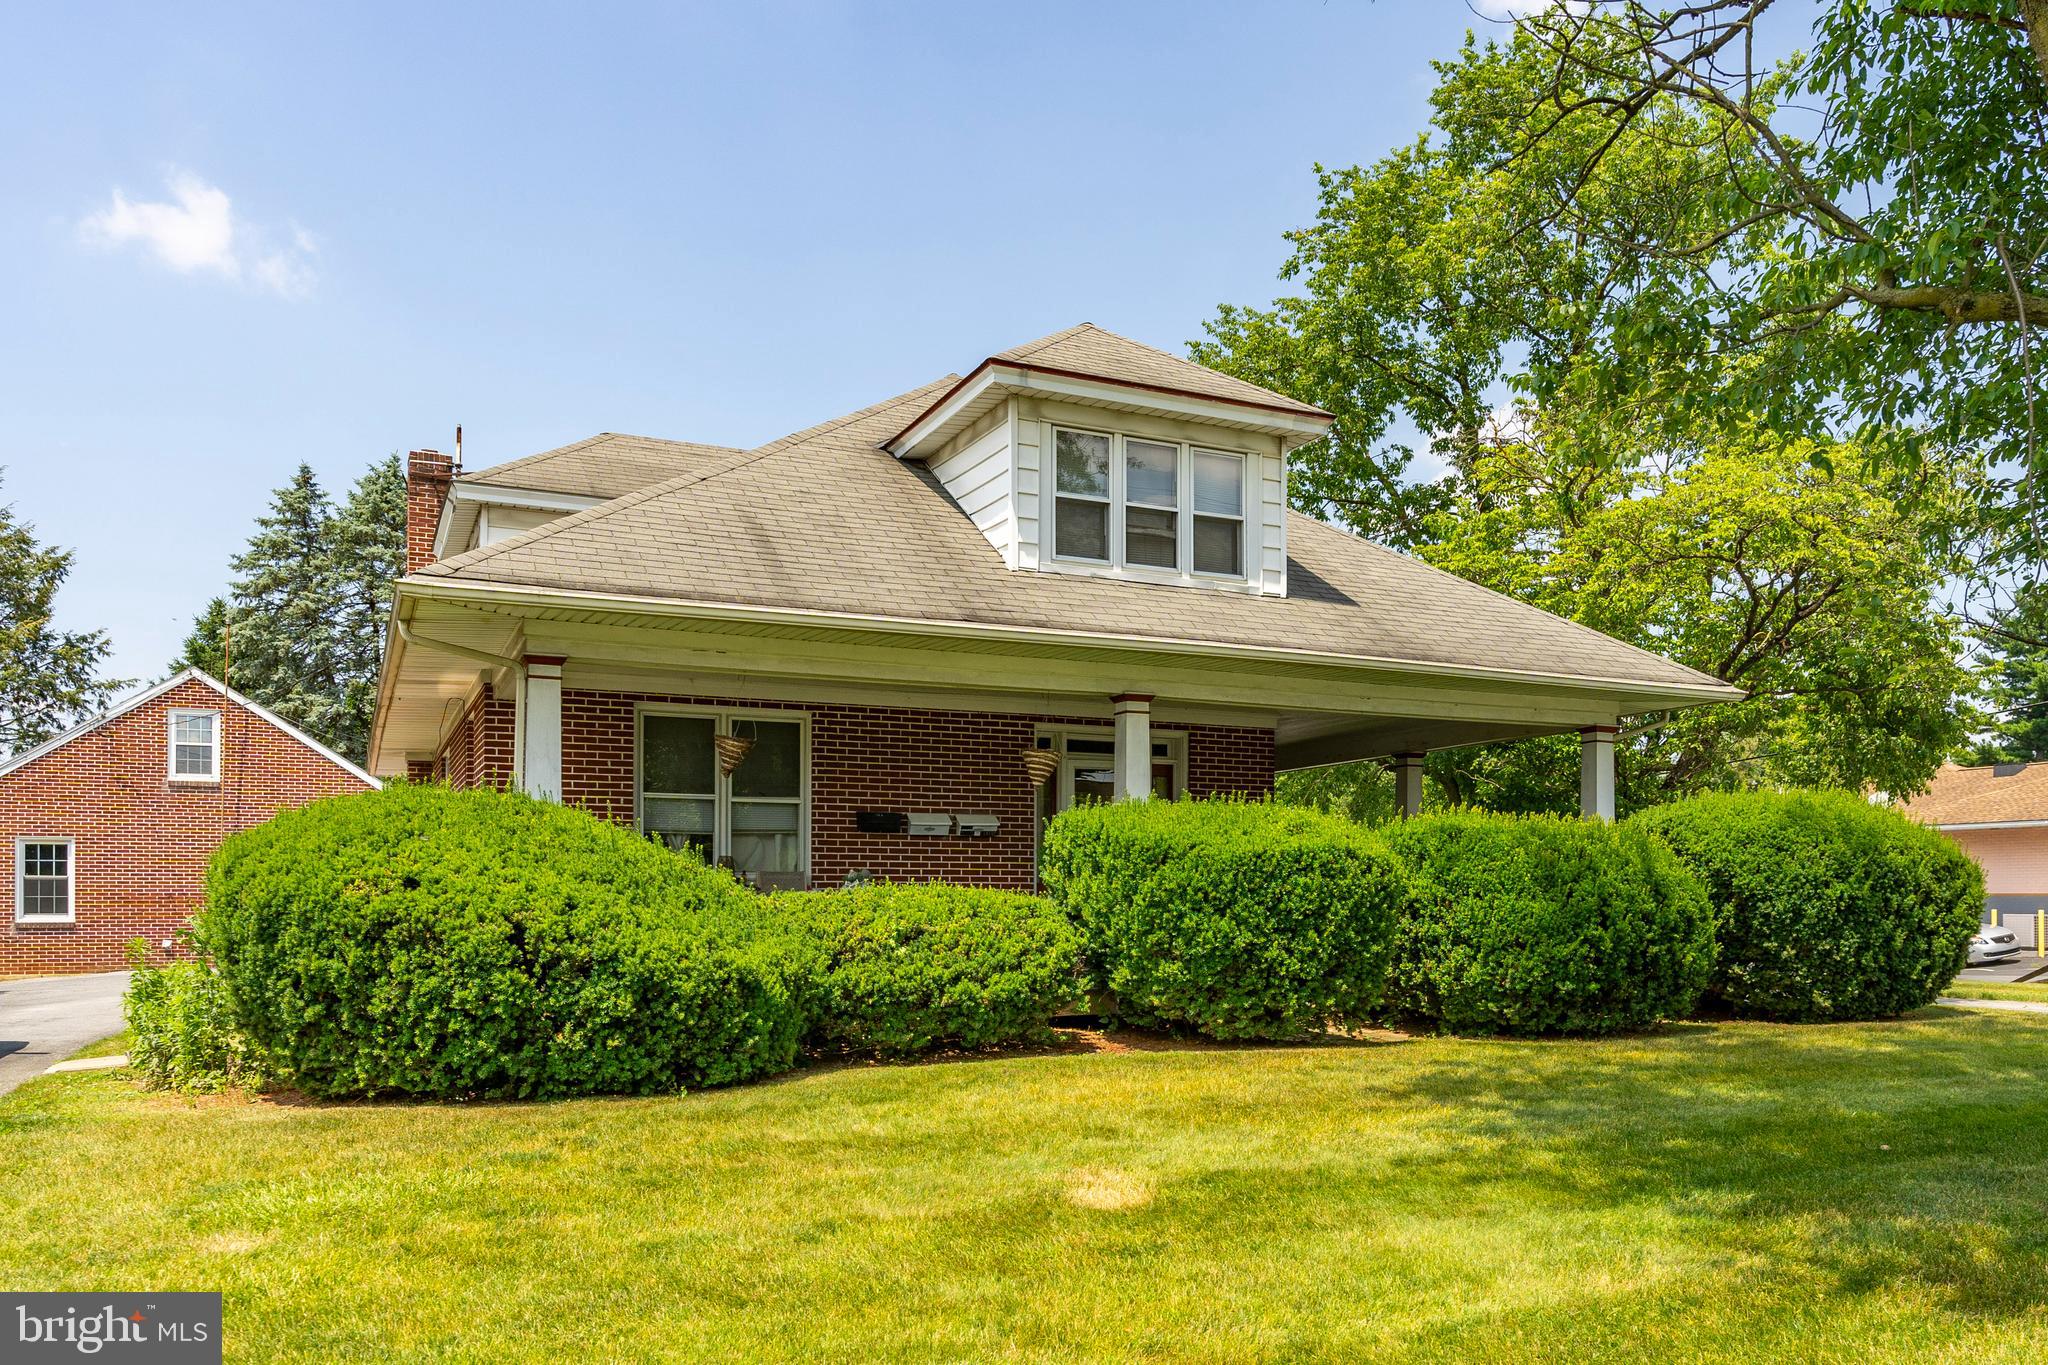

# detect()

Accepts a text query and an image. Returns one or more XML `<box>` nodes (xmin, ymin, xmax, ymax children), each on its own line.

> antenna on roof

<box><xmin>454</xmin><ymin>424</ymin><xmax>463</xmax><ymax>474</ymax></box>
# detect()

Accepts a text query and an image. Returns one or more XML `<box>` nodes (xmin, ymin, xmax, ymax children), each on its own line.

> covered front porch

<box><xmin>369</xmin><ymin>582</ymin><xmax>1707</xmax><ymax>889</ymax></box>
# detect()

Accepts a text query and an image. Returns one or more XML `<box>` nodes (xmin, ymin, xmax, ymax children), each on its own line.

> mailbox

<box><xmin>955</xmin><ymin>814</ymin><xmax>1000</xmax><ymax>838</ymax></box>
<box><xmin>907</xmin><ymin>812</ymin><xmax>953</xmax><ymax>837</ymax></box>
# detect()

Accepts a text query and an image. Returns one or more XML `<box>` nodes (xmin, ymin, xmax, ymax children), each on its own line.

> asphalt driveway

<box><xmin>0</xmin><ymin>972</ymin><xmax>129</xmax><ymax>1098</ymax></box>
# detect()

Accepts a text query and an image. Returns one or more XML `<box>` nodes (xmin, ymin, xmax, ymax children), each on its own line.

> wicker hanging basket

<box><xmin>714</xmin><ymin>733</ymin><xmax>755</xmax><ymax>776</ymax></box>
<box><xmin>1020</xmin><ymin>747</ymin><xmax>1060</xmax><ymax>786</ymax></box>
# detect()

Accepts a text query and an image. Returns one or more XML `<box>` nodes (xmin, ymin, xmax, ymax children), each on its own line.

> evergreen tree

<box><xmin>169</xmin><ymin>596</ymin><xmax>229</xmax><ymax>680</ymax></box>
<box><xmin>223</xmin><ymin>464</ymin><xmax>344</xmax><ymax>745</ymax></box>
<box><xmin>325</xmin><ymin>454</ymin><xmax>405</xmax><ymax>761</ymax></box>
<box><xmin>0</xmin><ymin>472</ymin><xmax>127</xmax><ymax>754</ymax></box>
<box><xmin>1970</xmin><ymin>586</ymin><xmax>2048</xmax><ymax>765</ymax></box>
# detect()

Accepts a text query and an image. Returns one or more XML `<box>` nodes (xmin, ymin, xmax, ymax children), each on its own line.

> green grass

<box><xmin>1943</xmin><ymin>979</ymin><xmax>2048</xmax><ymax>1004</ymax></box>
<box><xmin>6</xmin><ymin>1014</ymin><xmax>2048</xmax><ymax>1363</ymax></box>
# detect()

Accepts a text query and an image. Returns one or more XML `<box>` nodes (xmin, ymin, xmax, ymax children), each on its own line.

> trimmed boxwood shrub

<box><xmin>1040</xmin><ymin>797</ymin><xmax>1407</xmax><ymax>1040</ymax></box>
<box><xmin>769</xmin><ymin>884</ymin><xmax>1082</xmax><ymax>1056</ymax></box>
<box><xmin>1633</xmin><ymin>791</ymin><xmax>1984</xmax><ymax>1021</ymax></box>
<box><xmin>199</xmin><ymin>783</ymin><xmax>804</xmax><ymax>1099</ymax></box>
<box><xmin>1381</xmin><ymin>811</ymin><xmax>1714</xmax><ymax>1035</ymax></box>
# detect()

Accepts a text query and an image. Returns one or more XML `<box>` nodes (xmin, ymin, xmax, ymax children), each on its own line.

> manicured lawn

<box><xmin>1944</xmin><ymin>979</ymin><xmax>2048</xmax><ymax>1004</ymax></box>
<box><xmin>6</xmin><ymin>1014</ymin><xmax>2048</xmax><ymax>1363</ymax></box>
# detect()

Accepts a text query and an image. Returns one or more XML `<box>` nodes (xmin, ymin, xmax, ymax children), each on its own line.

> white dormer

<box><xmin>887</xmin><ymin>324</ymin><xmax>1330</xmax><ymax>598</ymax></box>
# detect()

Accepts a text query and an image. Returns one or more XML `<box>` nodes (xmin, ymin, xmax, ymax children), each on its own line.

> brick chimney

<box><xmin>405</xmin><ymin>449</ymin><xmax>456</xmax><ymax>573</ymax></box>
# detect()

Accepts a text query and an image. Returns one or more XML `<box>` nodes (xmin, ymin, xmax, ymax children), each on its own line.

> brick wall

<box><xmin>1946</xmin><ymin>826</ymin><xmax>2048</xmax><ymax>897</ymax></box>
<box><xmin>441</xmin><ymin>687</ymin><xmax>1273</xmax><ymax>890</ymax></box>
<box><xmin>0</xmin><ymin>678</ymin><xmax>375</xmax><ymax>974</ymax></box>
<box><xmin>432</xmin><ymin>686</ymin><xmax>515</xmax><ymax>790</ymax></box>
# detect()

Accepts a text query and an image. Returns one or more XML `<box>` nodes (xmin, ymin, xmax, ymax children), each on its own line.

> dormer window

<box><xmin>1052</xmin><ymin>425</ymin><xmax>1250</xmax><ymax>581</ymax></box>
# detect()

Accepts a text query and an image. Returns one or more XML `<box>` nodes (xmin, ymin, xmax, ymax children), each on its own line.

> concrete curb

<box><xmin>45</xmin><ymin>1054</ymin><xmax>129</xmax><ymax>1074</ymax></box>
<box><xmin>1934</xmin><ymin>997</ymin><xmax>2048</xmax><ymax>1015</ymax></box>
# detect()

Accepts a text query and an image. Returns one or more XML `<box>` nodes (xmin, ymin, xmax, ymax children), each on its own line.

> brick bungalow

<box><xmin>369</xmin><ymin>323</ymin><xmax>1739</xmax><ymax>890</ymax></box>
<box><xmin>0</xmin><ymin>669</ymin><xmax>378</xmax><ymax>973</ymax></box>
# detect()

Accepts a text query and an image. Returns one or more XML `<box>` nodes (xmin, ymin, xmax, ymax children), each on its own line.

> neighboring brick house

<box><xmin>370</xmin><ymin>323</ymin><xmax>1738</xmax><ymax>890</ymax></box>
<box><xmin>1900</xmin><ymin>762</ymin><xmax>2048</xmax><ymax>938</ymax></box>
<box><xmin>0</xmin><ymin>669</ymin><xmax>377</xmax><ymax>973</ymax></box>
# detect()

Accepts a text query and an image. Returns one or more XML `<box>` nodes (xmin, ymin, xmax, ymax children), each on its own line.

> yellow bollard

<box><xmin>2037</xmin><ymin>910</ymin><xmax>2044</xmax><ymax>959</ymax></box>
<box><xmin>1994</xmin><ymin>906</ymin><xmax>2003</xmax><ymax>927</ymax></box>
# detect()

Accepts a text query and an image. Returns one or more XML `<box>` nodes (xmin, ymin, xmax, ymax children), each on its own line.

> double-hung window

<box><xmin>167</xmin><ymin>709</ymin><xmax>219</xmax><ymax>782</ymax></box>
<box><xmin>638</xmin><ymin>708</ymin><xmax>807</xmax><ymax>887</ymax></box>
<box><xmin>1050</xmin><ymin>426</ymin><xmax>1249</xmax><ymax>581</ymax></box>
<box><xmin>15</xmin><ymin>838</ymin><xmax>74</xmax><ymax>922</ymax></box>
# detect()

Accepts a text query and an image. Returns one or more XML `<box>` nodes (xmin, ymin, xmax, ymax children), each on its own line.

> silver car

<box><xmin>1970</xmin><ymin>925</ymin><xmax>2022</xmax><ymax>966</ymax></box>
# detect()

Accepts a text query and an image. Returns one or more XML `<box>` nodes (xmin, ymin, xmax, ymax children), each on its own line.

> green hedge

<box><xmin>123</xmin><ymin>939</ymin><xmax>275</xmax><ymax>1093</ymax></box>
<box><xmin>1633</xmin><ymin>791</ymin><xmax>1984</xmax><ymax>1020</ymax></box>
<box><xmin>769</xmin><ymin>884</ymin><xmax>1082</xmax><ymax>1056</ymax></box>
<box><xmin>1381</xmin><ymin>811</ymin><xmax>1714</xmax><ymax>1035</ymax></box>
<box><xmin>199</xmin><ymin>784</ymin><xmax>803</xmax><ymax>1099</ymax></box>
<box><xmin>1040</xmin><ymin>797</ymin><xmax>1406</xmax><ymax>1040</ymax></box>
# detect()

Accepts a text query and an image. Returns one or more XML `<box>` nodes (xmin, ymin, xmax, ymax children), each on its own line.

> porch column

<box><xmin>1112</xmin><ymin>693</ymin><xmax>1154</xmax><ymax>801</ymax></box>
<box><xmin>1392</xmin><ymin>752</ymin><xmax>1425</xmax><ymax>818</ymax></box>
<box><xmin>522</xmin><ymin>655</ymin><xmax>564</xmax><ymax>801</ymax></box>
<box><xmin>1579</xmin><ymin>725</ymin><xmax>1617</xmax><ymax>821</ymax></box>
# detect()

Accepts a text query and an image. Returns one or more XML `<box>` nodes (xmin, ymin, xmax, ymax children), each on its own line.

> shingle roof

<box><xmin>1898</xmin><ymin>763</ymin><xmax>2048</xmax><ymax>826</ymax></box>
<box><xmin>987</xmin><ymin>323</ymin><xmax>1331</xmax><ymax>419</ymax></box>
<box><xmin>416</xmin><ymin>372</ymin><xmax>1725</xmax><ymax>694</ymax></box>
<box><xmin>463</xmin><ymin>432</ymin><xmax>746</xmax><ymax>501</ymax></box>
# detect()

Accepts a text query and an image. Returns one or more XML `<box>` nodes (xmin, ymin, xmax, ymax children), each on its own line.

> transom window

<box><xmin>1052</xmin><ymin>426</ymin><xmax>1248</xmax><ymax>579</ymax></box>
<box><xmin>15</xmin><ymin>839</ymin><xmax>74</xmax><ymax>922</ymax></box>
<box><xmin>167</xmin><ymin>709</ymin><xmax>219</xmax><ymax>782</ymax></box>
<box><xmin>638</xmin><ymin>708</ymin><xmax>806</xmax><ymax>889</ymax></box>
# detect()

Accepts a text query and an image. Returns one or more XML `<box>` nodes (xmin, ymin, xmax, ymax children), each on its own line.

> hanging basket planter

<box><xmin>714</xmin><ymin>733</ymin><xmax>755</xmax><ymax>776</ymax></box>
<box><xmin>1020</xmin><ymin>748</ymin><xmax>1060</xmax><ymax>787</ymax></box>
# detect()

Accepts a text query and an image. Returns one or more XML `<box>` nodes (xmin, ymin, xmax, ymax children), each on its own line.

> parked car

<box><xmin>1969</xmin><ymin>926</ymin><xmax>2022</xmax><ymax>966</ymax></box>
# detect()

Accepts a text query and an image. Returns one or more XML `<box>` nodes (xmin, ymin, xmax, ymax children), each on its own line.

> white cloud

<box><xmin>79</xmin><ymin>172</ymin><xmax>316</xmax><ymax>299</ymax></box>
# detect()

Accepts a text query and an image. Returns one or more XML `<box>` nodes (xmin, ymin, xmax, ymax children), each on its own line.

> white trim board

<box><xmin>0</xmin><ymin>668</ymin><xmax>381</xmax><ymax>787</ymax></box>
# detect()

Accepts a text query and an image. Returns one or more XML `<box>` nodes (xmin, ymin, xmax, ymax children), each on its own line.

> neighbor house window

<box><xmin>15</xmin><ymin>838</ymin><xmax>74</xmax><ymax>922</ymax></box>
<box><xmin>1050</xmin><ymin>426</ymin><xmax>1251</xmax><ymax>580</ymax></box>
<box><xmin>167</xmin><ymin>708</ymin><xmax>219</xmax><ymax>781</ymax></box>
<box><xmin>638</xmin><ymin>708</ymin><xmax>807</xmax><ymax>887</ymax></box>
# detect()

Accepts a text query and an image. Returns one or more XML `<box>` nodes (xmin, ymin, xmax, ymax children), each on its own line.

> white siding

<box><xmin>928</xmin><ymin>406</ymin><xmax>1016</xmax><ymax>566</ymax></box>
<box><xmin>1014</xmin><ymin>402</ymin><xmax>1043</xmax><ymax>571</ymax></box>
<box><xmin>473</xmin><ymin>504</ymin><xmax>565</xmax><ymax>551</ymax></box>
<box><xmin>1259</xmin><ymin>451</ymin><xmax>1288</xmax><ymax>595</ymax></box>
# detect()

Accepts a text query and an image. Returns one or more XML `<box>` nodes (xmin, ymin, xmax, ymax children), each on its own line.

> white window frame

<box><xmin>14</xmin><ymin>837</ymin><xmax>75</xmax><ymax>923</ymax></box>
<box><xmin>633</xmin><ymin>704</ymin><xmax>810</xmax><ymax>880</ymax></box>
<box><xmin>166</xmin><ymin>707</ymin><xmax>221</xmax><ymax>783</ymax></box>
<box><xmin>1048</xmin><ymin>424</ymin><xmax>1255</xmax><ymax>585</ymax></box>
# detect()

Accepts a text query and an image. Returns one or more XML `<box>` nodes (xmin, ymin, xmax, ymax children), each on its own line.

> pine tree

<box><xmin>169</xmin><ymin>596</ymin><xmax>229</xmax><ymax>679</ymax></box>
<box><xmin>0</xmin><ymin>473</ymin><xmax>127</xmax><ymax>754</ymax></box>
<box><xmin>223</xmin><ymin>464</ymin><xmax>344</xmax><ymax>744</ymax></box>
<box><xmin>1970</xmin><ymin>586</ymin><xmax>2048</xmax><ymax>764</ymax></box>
<box><xmin>324</xmin><ymin>454</ymin><xmax>405</xmax><ymax>761</ymax></box>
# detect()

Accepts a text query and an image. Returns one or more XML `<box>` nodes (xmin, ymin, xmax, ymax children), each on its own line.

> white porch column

<box><xmin>1392</xmin><ymin>752</ymin><xmax>1425</xmax><ymax>818</ymax></box>
<box><xmin>522</xmin><ymin>655</ymin><xmax>564</xmax><ymax>801</ymax></box>
<box><xmin>1579</xmin><ymin>725</ymin><xmax>1617</xmax><ymax>821</ymax></box>
<box><xmin>1112</xmin><ymin>693</ymin><xmax>1154</xmax><ymax>802</ymax></box>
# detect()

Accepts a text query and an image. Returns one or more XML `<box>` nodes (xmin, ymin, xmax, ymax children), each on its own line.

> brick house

<box><xmin>370</xmin><ymin>323</ymin><xmax>1738</xmax><ymax>890</ymax></box>
<box><xmin>0</xmin><ymin>669</ymin><xmax>377</xmax><ymax>973</ymax></box>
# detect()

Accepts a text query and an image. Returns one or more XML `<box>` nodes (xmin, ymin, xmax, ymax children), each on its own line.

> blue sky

<box><xmin>0</xmin><ymin>1</ymin><xmax>1767</xmax><ymax>683</ymax></box>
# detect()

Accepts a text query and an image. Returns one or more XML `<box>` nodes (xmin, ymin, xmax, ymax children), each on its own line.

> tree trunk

<box><xmin>2025</xmin><ymin>0</ymin><xmax>2048</xmax><ymax>88</ymax></box>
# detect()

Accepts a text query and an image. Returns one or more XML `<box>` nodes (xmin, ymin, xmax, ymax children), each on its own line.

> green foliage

<box><xmin>1380</xmin><ymin>811</ymin><xmax>1715</xmax><ymax>1036</ymax></box>
<box><xmin>1634</xmin><ymin>790</ymin><xmax>1985</xmax><ymax>1021</ymax></box>
<box><xmin>769</xmin><ymin>885</ymin><xmax>1082</xmax><ymax>1057</ymax></box>
<box><xmin>0</xmin><ymin>470</ymin><xmax>127</xmax><ymax>754</ymax></box>
<box><xmin>1966</xmin><ymin>581</ymin><xmax>2048</xmax><ymax>765</ymax></box>
<box><xmin>123</xmin><ymin>939</ymin><xmax>274</xmax><ymax>1093</ymax></box>
<box><xmin>178</xmin><ymin>454</ymin><xmax>404</xmax><ymax>763</ymax></box>
<box><xmin>198</xmin><ymin>783</ymin><xmax>803</xmax><ymax>1099</ymax></box>
<box><xmin>1039</xmin><ymin>797</ymin><xmax>1406</xmax><ymax>1040</ymax></box>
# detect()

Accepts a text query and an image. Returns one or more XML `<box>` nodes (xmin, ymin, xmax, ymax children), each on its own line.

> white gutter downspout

<box><xmin>393</xmin><ymin>618</ymin><xmax>526</xmax><ymax>790</ymax></box>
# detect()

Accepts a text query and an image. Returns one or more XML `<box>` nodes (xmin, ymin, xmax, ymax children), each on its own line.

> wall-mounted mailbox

<box><xmin>855</xmin><ymin>810</ymin><xmax>907</xmax><ymax>834</ymax></box>
<box><xmin>907</xmin><ymin>812</ymin><xmax>953</xmax><ymax>837</ymax></box>
<box><xmin>955</xmin><ymin>814</ymin><xmax>1000</xmax><ymax>838</ymax></box>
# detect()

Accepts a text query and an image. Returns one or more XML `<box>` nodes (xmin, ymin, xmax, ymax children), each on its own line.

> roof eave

<box><xmin>887</xmin><ymin>360</ymin><xmax>1333</xmax><ymax>459</ymax></box>
<box><xmin>394</xmin><ymin>574</ymin><xmax>1744</xmax><ymax>712</ymax></box>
